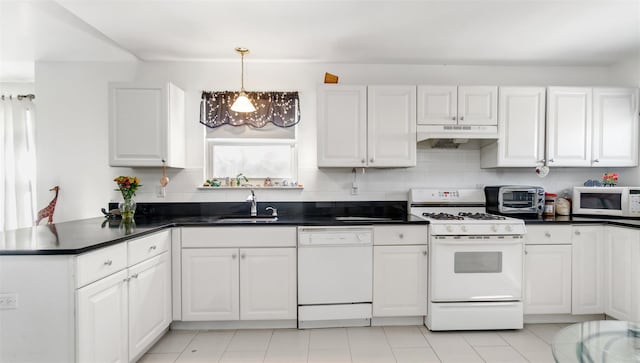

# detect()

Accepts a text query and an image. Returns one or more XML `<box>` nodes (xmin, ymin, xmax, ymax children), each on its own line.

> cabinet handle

<box><xmin>232</xmin><ymin>254</ymin><xmax>237</xmax><ymax>259</ymax></box>
<box><xmin>545</xmin><ymin>232</ymin><xmax>551</xmax><ymax>237</ymax></box>
<box><xmin>399</xmin><ymin>233</ymin><xmax>404</xmax><ymax>239</ymax></box>
<box><xmin>548</xmin><ymin>158</ymin><xmax>555</xmax><ymax>163</ymax></box>
<box><xmin>130</xmin><ymin>273</ymin><xmax>139</xmax><ymax>279</ymax></box>
<box><xmin>241</xmin><ymin>254</ymin><xmax>246</xmax><ymax>259</ymax></box>
<box><xmin>370</xmin><ymin>158</ymin><xmax>374</xmax><ymax>163</ymax></box>
<box><xmin>361</xmin><ymin>159</ymin><xmax>366</xmax><ymax>164</ymax></box>
<box><xmin>149</xmin><ymin>245</ymin><xmax>157</xmax><ymax>251</ymax></box>
<box><xmin>525</xmin><ymin>250</ymin><xmax>528</xmax><ymax>255</ymax></box>
<box><xmin>104</xmin><ymin>260</ymin><xmax>113</xmax><ymax>266</ymax></box>
<box><xmin>422</xmin><ymin>250</ymin><xmax>427</xmax><ymax>256</ymax></box>
<box><xmin>459</xmin><ymin>116</ymin><xmax>464</xmax><ymax>121</ymax></box>
<box><xmin>452</xmin><ymin>116</ymin><xmax>456</xmax><ymax>121</ymax></box>
<box><xmin>593</xmin><ymin>159</ymin><xmax>600</xmax><ymax>163</ymax></box>
<box><xmin>537</xmin><ymin>159</ymin><xmax>545</xmax><ymax>163</ymax></box>
<box><xmin>575</xmin><ymin>230</ymin><xmax>581</xmax><ymax>236</ymax></box>
<box><xmin>123</xmin><ymin>278</ymin><xmax>130</xmax><ymax>282</ymax></box>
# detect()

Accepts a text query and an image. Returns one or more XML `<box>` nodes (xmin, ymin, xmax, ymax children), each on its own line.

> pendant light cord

<box><xmin>240</xmin><ymin>51</ymin><xmax>245</xmax><ymax>92</ymax></box>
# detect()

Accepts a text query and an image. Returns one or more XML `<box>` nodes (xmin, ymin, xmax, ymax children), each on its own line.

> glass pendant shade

<box><xmin>231</xmin><ymin>91</ymin><xmax>256</xmax><ymax>112</ymax></box>
<box><xmin>231</xmin><ymin>47</ymin><xmax>256</xmax><ymax>113</ymax></box>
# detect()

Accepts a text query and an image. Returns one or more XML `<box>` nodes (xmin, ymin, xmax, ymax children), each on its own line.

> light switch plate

<box><xmin>156</xmin><ymin>185</ymin><xmax>166</xmax><ymax>198</ymax></box>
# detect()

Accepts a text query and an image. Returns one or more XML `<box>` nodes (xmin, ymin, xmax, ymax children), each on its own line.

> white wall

<box><xmin>609</xmin><ymin>54</ymin><xmax>640</xmax><ymax>87</ymax></box>
<box><xmin>35</xmin><ymin>60</ymin><xmax>638</xmax><ymax>222</ymax></box>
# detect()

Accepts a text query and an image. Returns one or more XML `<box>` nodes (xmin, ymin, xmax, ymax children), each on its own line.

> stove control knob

<box><xmin>506</xmin><ymin>225</ymin><xmax>513</xmax><ymax>232</ymax></box>
<box><xmin>491</xmin><ymin>225</ymin><xmax>498</xmax><ymax>232</ymax></box>
<box><xmin>460</xmin><ymin>225</ymin><xmax>467</xmax><ymax>232</ymax></box>
<box><xmin>446</xmin><ymin>225</ymin><xmax>454</xmax><ymax>232</ymax></box>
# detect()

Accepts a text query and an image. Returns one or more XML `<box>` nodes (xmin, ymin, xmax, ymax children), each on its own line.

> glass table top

<box><xmin>552</xmin><ymin>320</ymin><xmax>640</xmax><ymax>363</ymax></box>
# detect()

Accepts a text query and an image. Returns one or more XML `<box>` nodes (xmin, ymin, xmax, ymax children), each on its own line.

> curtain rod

<box><xmin>1</xmin><ymin>94</ymin><xmax>35</xmax><ymax>101</ymax></box>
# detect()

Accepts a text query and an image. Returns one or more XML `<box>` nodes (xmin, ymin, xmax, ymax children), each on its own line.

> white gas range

<box><xmin>409</xmin><ymin>188</ymin><xmax>526</xmax><ymax>331</ymax></box>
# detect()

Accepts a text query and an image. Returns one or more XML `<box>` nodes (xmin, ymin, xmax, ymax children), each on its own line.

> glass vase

<box><xmin>119</xmin><ymin>197</ymin><xmax>136</xmax><ymax>223</ymax></box>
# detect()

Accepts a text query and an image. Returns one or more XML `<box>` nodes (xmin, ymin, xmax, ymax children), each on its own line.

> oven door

<box><xmin>430</xmin><ymin>236</ymin><xmax>523</xmax><ymax>302</ymax></box>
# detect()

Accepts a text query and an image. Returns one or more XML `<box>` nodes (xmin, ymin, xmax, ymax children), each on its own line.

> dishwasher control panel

<box><xmin>298</xmin><ymin>227</ymin><xmax>373</xmax><ymax>246</ymax></box>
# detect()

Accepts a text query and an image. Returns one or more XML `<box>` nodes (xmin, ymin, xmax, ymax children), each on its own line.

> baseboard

<box><xmin>171</xmin><ymin>320</ymin><xmax>297</xmax><ymax>330</ymax></box>
<box><xmin>524</xmin><ymin>314</ymin><xmax>605</xmax><ymax>324</ymax></box>
<box><xmin>371</xmin><ymin>316</ymin><xmax>424</xmax><ymax>326</ymax></box>
<box><xmin>298</xmin><ymin>319</ymin><xmax>370</xmax><ymax>329</ymax></box>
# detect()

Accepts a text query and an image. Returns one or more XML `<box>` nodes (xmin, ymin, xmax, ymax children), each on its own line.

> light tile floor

<box><xmin>139</xmin><ymin>324</ymin><xmax>568</xmax><ymax>363</ymax></box>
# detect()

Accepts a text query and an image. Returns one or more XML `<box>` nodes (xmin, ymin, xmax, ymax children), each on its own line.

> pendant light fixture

<box><xmin>230</xmin><ymin>47</ymin><xmax>256</xmax><ymax>113</ymax></box>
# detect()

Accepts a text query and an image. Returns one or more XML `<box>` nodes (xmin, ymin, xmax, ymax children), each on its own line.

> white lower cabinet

<box><xmin>76</xmin><ymin>231</ymin><xmax>172</xmax><ymax>363</ymax></box>
<box><xmin>605</xmin><ymin>227</ymin><xmax>640</xmax><ymax>321</ymax></box>
<box><xmin>181</xmin><ymin>248</ymin><xmax>240</xmax><ymax>321</ymax></box>
<box><xmin>524</xmin><ymin>244</ymin><xmax>572</xmax><ymax>314</ymax></box>
<box><xmin>372</xmin><ymin>245</ymin><xmax>427</xmax><ymax>317</ymax></box>
<box><xmin>128</xmin><ymin>252</ymin><xmax>172</xmax><ymax>360</ymax></box>
<box><xmin>240</xmin><ymin>248</ymin><xmax>297</xmax><ymax>320</ymax></box>
<box><xmin>77</xmin><ymin>270</ymin><xmax>129</xmax><ymax>363</ymax></box>
<box><xmin>571</xmin><ymin>226</ymin><xmax>604</xmax><ymax>314</ymax></box>
<box><xmin>181</xmin><ymin>247</ymin><xmax>297</xmax><ymax>321</ymax></box>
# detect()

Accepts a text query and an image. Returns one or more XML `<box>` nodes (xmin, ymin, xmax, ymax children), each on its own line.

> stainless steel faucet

<box><xmin>247</xmin><ymin>189</ymin><xmax>257</xmax><ymax>216</ymax></box>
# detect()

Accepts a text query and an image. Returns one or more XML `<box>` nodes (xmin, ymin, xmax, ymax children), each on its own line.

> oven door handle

<box><xmin>468</xmin><ymin>295</ymin><xmax>518</xmax><ymax>301</ymax></box>
<box><xmin>433</xmin><ymin>239</ymin><xmax>523</xmax><ymax>246</ymax></box>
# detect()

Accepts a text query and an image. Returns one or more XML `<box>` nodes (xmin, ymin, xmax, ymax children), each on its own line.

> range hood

<box><xmin>417</xmin><ymin>124</ymin><xmax>499</xmax><ymax>149</ymax></box>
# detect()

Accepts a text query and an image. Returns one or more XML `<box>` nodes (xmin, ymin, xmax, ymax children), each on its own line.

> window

<box><xmin>203</xmin><ymin>118</ymin><xmax>299</xmax><ymax>187</ymax></box>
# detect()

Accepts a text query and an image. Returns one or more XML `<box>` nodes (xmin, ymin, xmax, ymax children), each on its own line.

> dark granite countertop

<box><xmin>0</xmin><ymin>201</ymin><xmax>427</xmax><ymax>255</ymax></box>
<box><xmin>520</xmin><ymin>215</ymin><xmax>640</xmax><ymax>228</ymax></box>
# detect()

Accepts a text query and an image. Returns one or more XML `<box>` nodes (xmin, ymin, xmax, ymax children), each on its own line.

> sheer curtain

<box><xmin>0</xmin><ymin>96</ymin><xmax>37</xmax><ymax>232</ymax></box>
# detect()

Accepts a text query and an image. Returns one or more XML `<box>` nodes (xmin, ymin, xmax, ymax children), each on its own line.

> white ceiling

<box><xmin>1</xmin><ymin>0</ymin><xmax>639</xmax><ymax>81</ymax></box>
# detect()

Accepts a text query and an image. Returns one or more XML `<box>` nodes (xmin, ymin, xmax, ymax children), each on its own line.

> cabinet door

<box><xmin>373</xmin><ymin>245</ymin><xmax>427</xmax><ymax>317</ymax></box>
<box><xmin>494</xmin><ymin>87</ymin><xmax>545</xmax><ymax>167</ymax></box>
<box><xmin>317</xmin><ymin>85</ymin><xmax>368</xmax><ymax>167</ymax></box>
<box><xmin>524</xmin><ymin>244</ymin><xmax>572</xmax><ymax>314</ymax></box>
<box><xmin>572</xmin><ymin>226</ymin><xmax>604</xmax><ymax>314</ymax></box>
<box><xmin>181</xmin><ymin>248</ymin><xmax>239</xmax><ymax>321</ymax></box>
<box><xmin>77</xmin><ymin>270</ymin><xmax>128</xmax><ymax>363</ymax></box>
<box><xmin>128</xmin><ymin>252</ymin><xmax>171</xmax><ymax>361</ymax></box>
<box><xmin>109</xmin><ymin>83</ymin><xmax>184</xmax><ymax>168</ymax></box>
<box><xmin>457</xmin><ymin>86</ymin><xmax>498</xmax><ymax>125</ymax></box>
<box><xmin>239</xmin><ymin>248</ymin><xmax>297</xmax><ymax>320</ymax></box>
<box><xmin>546</xmin><ymin>87</ymin><xmax>592</xmax><ymax>167</ymax></box>
<box><xmin>417</xmin><ymin>85</ymin><xmax>457</xmax><ymax>125</ymax></box>
<box><xmin>367</xmin><ymin>86</ymin><xmax>417</xmax><ymax>167</ymax></box>
<box><xmin>605</xmin><ymin>227</ymin><xmax>640</xmax><ymax>321</ymax></box>
<box><xmin>592</xmin><ymin>88</ymin><xmax>639</xmax><ymax>167</ymax></box>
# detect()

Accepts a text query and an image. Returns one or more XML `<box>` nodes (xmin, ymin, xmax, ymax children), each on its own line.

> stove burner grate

<box><xmin>458</xmin><ymin>212</ymin><xmax>507</xmax><ymax>220</ymax></box>
<box><xmin>422</xmin><ymin>212</ymin><xmax>464</xmax><ymax>220</ymax></box>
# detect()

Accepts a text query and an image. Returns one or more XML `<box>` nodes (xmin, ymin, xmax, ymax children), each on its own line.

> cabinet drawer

<box><xmin>76</xmin><ymin>243</ymin><xmax>127</xmax><ymax>288</ymax></box>
<box><xmin>526</xmin><ymin>225</ymin><xmax>572</xmax><ymax>245</ymax></box>
<box><xmin>128</xmin><ymin>230</ymin><xmax>170</xmax><ymax>266</ymax></box>
<box><xmin>182</xmin><ymin>227</ymin><xmax>297</xmax><ymax>248</ymax></box>
<box><xmin>374</xmin><ymin>225</ymin><xmax>427</xmax><ymax>245</ymax></box>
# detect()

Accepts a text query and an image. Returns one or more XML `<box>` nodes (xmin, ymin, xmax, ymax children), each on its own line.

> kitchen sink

<box><xmin>215</xmin><ymin>216</ymin><xmax>279</xmax><ymax>223</ymax></box>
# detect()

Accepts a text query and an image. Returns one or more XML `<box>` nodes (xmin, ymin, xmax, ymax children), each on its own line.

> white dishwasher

<box><xmin>297</xmin><ymin>226</ymin><xmax>373</xmax><ymax>328</ymax></box>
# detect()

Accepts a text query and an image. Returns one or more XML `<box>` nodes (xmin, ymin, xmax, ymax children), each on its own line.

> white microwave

<box><xmin>573</xmin><ymin>186</ymin><xmax>640</xmax><ymax>217</ymax></box>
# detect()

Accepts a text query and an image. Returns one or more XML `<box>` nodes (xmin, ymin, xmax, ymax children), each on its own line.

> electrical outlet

<box><xmin>0</xmin><ymin>293</ymin><xmax>18</xmax><ymax>309</ymax></box>
<box><xmin>156</xmin><ymin>185</ymin><xmax>166</xmax><ymax>198</ymax></box>
<box><xmin>351</xmin><ymin>184</ymin><xmax>359</xmax><ymax>195</ymax></box>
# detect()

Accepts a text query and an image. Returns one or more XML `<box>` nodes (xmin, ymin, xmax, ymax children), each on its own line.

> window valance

<box><xmin>200</xmin><ymin>91</ymin><xmax>300</xmax><ymax>128</ymax></box>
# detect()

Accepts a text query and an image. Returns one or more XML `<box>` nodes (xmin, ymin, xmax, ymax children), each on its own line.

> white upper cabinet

<box><xmin>417</xmin><ymin>86</ymin><xmax>457</xmax><ymax>125</ymax></box>
<box><xmin>109</xmin><ymin>82</ymin><xmax>185</xmax><ymax>168</ymax></box>
<box><xmin>367</xmin><ymin>86</ymin><xmax>417</xmax><ymax>167</ymax></box>
<box><xmin>592</xmin><ymin>88</ymin><xmax>639</xmax><ymax>167</ymax></box>
<box><xmin>317</xmin><ymin>85</ymin><xmax>367</xmax><ymax>167</ymax></box>
<box><xmin>317</xmin><ymin>85</ymin><xmax>416</xmax><ymax>167</ymax></box>
<box><xmin>480</xmin><ymin>87</ymin><xmax>546</xmax><ymax>168</ymax></box>
<box><xmin>457</xmin><ymin>86</ymin><xmax>498</xmax><ymax>125</ymax></box>
<box><xmin>418</xmin><ymin>85</ymin><xmax>497</xmax><ymax>125</ymax></box>
<box><xmin>546</xmin><ymin>87</ymin><xmax>593</xmax><ymax>167</ymax></box>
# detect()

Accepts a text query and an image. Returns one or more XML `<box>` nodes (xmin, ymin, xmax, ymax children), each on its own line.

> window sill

<box><xmin>197</xmin><ymin>186</ymin><xmax>304</xmax><ymax>190</ymax></box>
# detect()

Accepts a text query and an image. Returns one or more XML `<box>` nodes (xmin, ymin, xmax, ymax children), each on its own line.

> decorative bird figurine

<box><xmin>36</xmin><ymin>186</ymin><xmax>60</xmax><ymax>225</ymax></box>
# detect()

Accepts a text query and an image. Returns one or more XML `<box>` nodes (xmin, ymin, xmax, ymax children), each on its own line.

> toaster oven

<box><xmin>485</xmin><ymin>186</ymin><xmax>545</xmax><ymax>216</ymax></box>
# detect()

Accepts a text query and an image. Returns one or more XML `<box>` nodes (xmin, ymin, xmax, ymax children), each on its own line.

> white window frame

<box><xmin>205</xmin><ymin>138</ymin><xmax>298</xmax><ymax>181</ymax></box>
